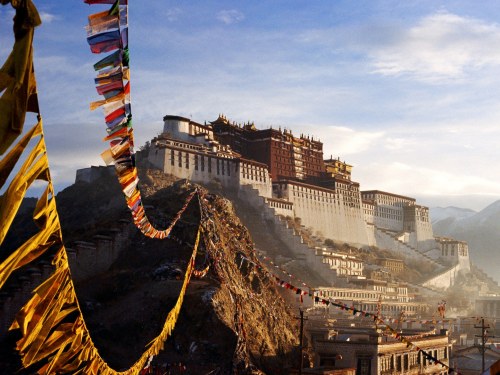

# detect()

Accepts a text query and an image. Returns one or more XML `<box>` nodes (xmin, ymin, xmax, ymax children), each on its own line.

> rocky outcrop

<box><xmin>0</xmin><ymin>170</ymin><xmax>300</xmax><ymax>374</ymax></box>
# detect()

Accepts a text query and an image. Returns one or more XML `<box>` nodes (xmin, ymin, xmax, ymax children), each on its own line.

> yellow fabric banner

<box><xmin>0</xmin><ymin>137</ymin><xmax>49</xmax><ymax>244</ymax></box>
<box><xmin>0</xmin><ymin>0</ymin><xmax>41</xmax><ymax>155</ymax></box>
<box><xmin>10</xmin><ymin>227</ymin><xmax>201</xmax><ymax>374</ymax></box>
<box><xmin>0</xmin><ymin>120</ymin><xmax>42</xmax><ymax>188</ymax></box>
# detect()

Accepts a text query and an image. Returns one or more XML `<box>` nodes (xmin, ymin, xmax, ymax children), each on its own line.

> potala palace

<box><xmin>143</xmin><ymin>114</ymin><xmax>471</xmax><ymax>291</ymax></box>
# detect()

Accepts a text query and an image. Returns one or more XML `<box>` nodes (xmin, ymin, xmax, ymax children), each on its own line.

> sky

<box><xmin>2</xmin><ymin>1</ymin><xmax>500</xmax><ymax>211</ymax></box>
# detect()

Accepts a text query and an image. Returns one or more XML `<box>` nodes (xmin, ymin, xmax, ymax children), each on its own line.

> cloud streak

<box><xmin>216</xmin><ymin>9</ymin><xmax>245</xmax><ymax>25</ymax></box>
<box><xmin>367</xmin><ymin>11</ymin><xmax>500</xmax><ymax>82</ymax></box>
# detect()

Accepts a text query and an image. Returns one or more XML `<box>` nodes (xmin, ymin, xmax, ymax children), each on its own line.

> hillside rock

<box><xmin>0</xmin><ymin>169</ymin><xmax>300</xmax><ymax>374</ymax></box>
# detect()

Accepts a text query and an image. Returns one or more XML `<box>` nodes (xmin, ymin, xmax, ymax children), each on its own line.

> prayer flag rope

<box><xmin>256</xmin><ymin>252</ymin><xmax>313</xmax><ymax>290</ymax></box>
<box><xmin>246</xmin><ymin>250</ymin><xmax>448</xmax><ymax>326</ymax></box>
<box><xmin>235</xmin><ymin>255</ymin><xmax>462</xmax><ymax>375</ymax></box>
<box><xmin>84</xmin><ymin>0</ymin><xmax>183</xmax><ymax>239</ymax></box>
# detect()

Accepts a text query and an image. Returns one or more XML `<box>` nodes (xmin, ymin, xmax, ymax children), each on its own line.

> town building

<box><xmin>309</xmin><ymin>281</ymin><xmax>427</xmax><ymax>317</ymax></box>
<box><xmin>307</xmin><ymin>326</ymin><xmax>451</xmax><ymax>375</ymax></box>
<box><xmin>375</xmin><ymin>258</ymin><xmax>404</xmax><ymax>275</ymax></box>
<box><xmin>475</xmin><ymin>295</ymin><xmax>500</xmax><ymax>318</ymax></box>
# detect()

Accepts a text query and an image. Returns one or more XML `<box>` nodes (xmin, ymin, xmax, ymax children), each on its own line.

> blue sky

<box><xmin>2</xmin><ymin>1</ymin><xmax>500</xmax><ymax>211</ymax></box>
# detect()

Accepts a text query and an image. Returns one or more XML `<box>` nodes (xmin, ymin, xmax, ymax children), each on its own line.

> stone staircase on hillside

<box><xmin>375</xmin><ymin>227</ymin><xmax>444</xmax><ymax>271</ymax></box>
<box><xmin>234</xmin><ymin>185</ymin><xmax>454</xmax><ymax>290</ymax></box>
<box><xmin>230</xmin><ymin>186</ymin><xmax>347</xmax><ymax>286</ymax></box>
<box><xmin>405</xmin><ymin>280</ymin><xmax>442</xmax><ymax>297</ymax></box>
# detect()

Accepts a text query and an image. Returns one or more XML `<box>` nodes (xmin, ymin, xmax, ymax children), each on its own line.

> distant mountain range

<box><xmin>430</xmin><ymin>201</ymin><xmax>500</xmax><ymax>283</ymax></box>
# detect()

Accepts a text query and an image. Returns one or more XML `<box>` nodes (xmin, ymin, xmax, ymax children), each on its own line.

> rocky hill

<box><xmin>0</xmin><ymin>169</ymin><xmax>300</xmax><ymax>374</ymax></box>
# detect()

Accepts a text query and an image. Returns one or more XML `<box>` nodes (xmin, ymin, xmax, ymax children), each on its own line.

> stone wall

<box><xmin>75</xmin><ymin>165</ymin><xmax>114</xmax><ymax>184</ymax></box>
<box><xmin>66</xmin><ymin>219</ymin><xmax>131</xmax><ymax>282</ymax></box>
<box><xmin>274</xmin><ymin>181</ymin><xmax>369</xmax><ymax>246</ymax></box>
<box><xmin>422</xmin><ymin>264</ymin><xmax>462</xmax><ymax>290</ymax></box>
<box><xmin>0</xmin><ymin>219</ymin><xmax>133</xmax><ymax>336</ymax></box>
<box><xmin>149</xmin><ymin>143</ymin><xmax>272</xmax><ymax>198</ymax></box>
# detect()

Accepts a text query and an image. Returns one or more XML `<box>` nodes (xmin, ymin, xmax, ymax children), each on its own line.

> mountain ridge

<box><xmin>432</xmin><ymin>199</ymin><xmax>500</xmax><ymax>283</ymax></box>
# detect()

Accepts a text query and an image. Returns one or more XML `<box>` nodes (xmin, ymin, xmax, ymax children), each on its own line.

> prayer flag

<box><xmin>93</xmin><ymin>50</ymin><xmax>122</xmax><ymax>71</ymax></box>
<box><xmin>88</xmin><ymin>10</ymin><xmax>117</xmax><ymax>26</ymax></box>
<box><xmin>100</xmin><ymin>149</ymin><xmax>114</xmax><ymax>165</ymax></box>
<box><xmin>87</xmin><ymin>29</ymin><xmax>121</xmax><ymax>45</ymax></box>
<box><xmin>96</xmin><ymin>80</ymin><xmax>123</xmax><ymax>95</ymax></box>
<box><xmin>85</xmin><ymin>17</ymin><xmax>119</xmax><ymax>36</ymax></box>
<box><xmin>90</xmin><ymin>39</ymin><xmax>121</xmax><ymax>54</ymax></box>
<box><xmin>88</xmin><ymin>30</ymin><xmax>121</xmax><ymax>54</ymax></box>
<box><xmin>121</xmin><ymin>27</ymin><xmax>128</xmax><ymax>48</ymax></box>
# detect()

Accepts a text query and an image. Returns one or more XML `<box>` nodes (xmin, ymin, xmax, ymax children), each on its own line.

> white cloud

<box><xmin>368</xmin><ymin>11</ymin><xmax>500</xmax><ymax>82</ymax></box>
<box><xmin>359</xmin><ymin>161</ymin><xmax>500</xmax><ymax>197</ymax></box>
<box><xmin>216</xmin><ymin>9</ymin><xmax>245</xmax><ymax>25</ymax></box>
<box><xmin>165</xmin><ymin>8</ymin><xmax>182</xmax><ymax>22</ymax></box>
<box><xmin>306</xmin><ymin>126</ymin><xmax>385</xmax><ymax>157</ymax></box>
<box><xmin>39</xmin><ymin>11</ymin><xmax>57</xmax><ymax>23</ymax></box>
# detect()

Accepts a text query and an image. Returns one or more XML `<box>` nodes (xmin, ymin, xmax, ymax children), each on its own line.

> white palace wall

<box><xmin>422</xmin><ymin>263</ymin><xmax>462</xmax><ymax>290</ymax></box>
<box><xmin>148</xmin><ymin>142</ymin><xmax>272</xmax><ymax>198</ymax></box>
<box><xmin>274</xmin><ymin>182</ymin><xmax>370</xmax><ymax>246</ymax></box>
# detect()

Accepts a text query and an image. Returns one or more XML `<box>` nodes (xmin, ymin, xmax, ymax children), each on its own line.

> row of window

<box><xmin>441</xmin><ymin>248</ymin><xmax>468</xmax><ymax>257</ymax></box>
<box><xmin>324</xmin><ymin>259</ymin><xmax>363</xmax><ymax>269</ymax></box>
<box><xmin>362</xmin><ymin>193</ymin><xmax>415</xmax><ymax>207</ymax></box>
<box><xmin>269</xmin><ymin>201</ymin><xmax>292</xmax><ymax>210</ymax></box>
<box><xmin>170</xmin><ymin>149</ymin><xmax>271</xmax><ymax>182</ymax></box>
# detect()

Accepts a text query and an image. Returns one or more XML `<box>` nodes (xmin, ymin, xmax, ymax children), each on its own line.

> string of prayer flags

<box><xmin>0</xmin><ymin>120</ymin><xmax>52</xmax><ymax>288</ymax></box>
<box><xmin>257</xmin><ymin>251</ymin><xmax>312</xmax><ymax>289</ymax></box>
<box><xmin>234</xmin><ymin>254</ymin><xmax>461</xmax><ymax>375</ymax></box>
<box><xmin>193</xmin><ymin>265</ymin><xmax>210</xmax><ymax>278</ymax></box>
<box><xmin>85</xmin><ymin>0</ymin><xmax>195</xmax><ymax>239</ymax></box>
